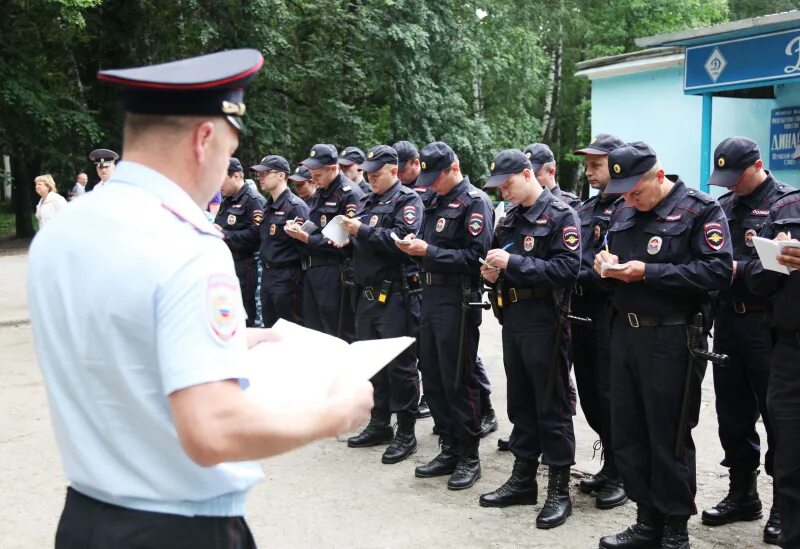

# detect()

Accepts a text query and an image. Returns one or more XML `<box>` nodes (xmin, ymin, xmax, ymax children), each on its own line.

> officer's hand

<box><xmin>399</xmin><ymin>236</ymin><xmax>428</xmax><ymax>256</ymax></box>
<box><xmin>341</xmin><ymin>217</ymin><xmax>361</xmax><ymax>235</ymax></box>
<box><xmin>593</xmin><ymin>250</ymin><xmax>618</xmax><ymax>276</ymax></box>
<box><xmin>481</xmin><ymin>264</ymin><xmax>500</xmax><ymax>283</ymax></box>
<box><xmin>604</xmin><ymin>260</ymin><xmax>646</xmax><ymax>283</ymax></box>
<box><xmin>245</xmin><ymin>328</ymin><xmax>282</xmax><ymax>349</ymax></box>
<box><xmin>327</xmin><ymin>375</ymin><xmax>374</xmax><ymax>435</ymax></box>
<box><xmin>486</xmin><ymin>249</ymin><xmax>511</xmax><ymax>270</ymax></box>
<box><xmin>213</xmin><ymin>223</ymin><xmax>223</xmax><ymax>232</ymax></box>
<box><xmin>286</xmin><ymin>226</ymin><xmax>309</xmax><ymax>243</ymax></box>
<box><xmin>330</xmin><ymin>238</ymin><xmax>350</xmax><ymax>248</ymax></box>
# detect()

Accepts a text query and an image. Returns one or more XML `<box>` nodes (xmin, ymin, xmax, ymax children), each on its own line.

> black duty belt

<box><xmin>718</xmin><ymin>300</ymin><xmax>769</xmax><ymax>315</ymax></box>
<box><xmin>776</xmin><ymin>330</ymin><xmax>800</xmax><ymax>346</ymax></box>
<box><xmin>505</xmin><ymin>287</ymin><xmax>550</xmax><ymax>303</ymax></box>
<box><xmin>303</xmin><ymin>256</ymin><xmax>342</xmax><ymax>268</ymax></box>
<box><xmin>621</xmin><ymin>312</ymin><xmax>687</xmax><ymax>328</ymax></box>
<box><xmin>264</xmin><ymin>260</ymin><xmax>300</xmax><ymax>269</ymax></box>
<box><xmin>423</xmin><ymin>272</ymin><xmax>466</xmax><ymax>286</ymax></box>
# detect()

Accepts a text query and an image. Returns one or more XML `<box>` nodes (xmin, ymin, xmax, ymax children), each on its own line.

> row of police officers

<box><xmin>212</xmin><ymin>134</ymin><xmax>800</xmax><ymax>549</ymax></box>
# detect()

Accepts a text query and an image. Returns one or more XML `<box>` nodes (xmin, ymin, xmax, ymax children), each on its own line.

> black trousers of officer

<box><xmin>713</xmin><ymin>308</ymin><xmax>775</xmax><ymax>476</ymax></box>
<box><xmin>261</xmin><ymin>265</ymin><xmax>304</xmax><ymax>328</ymax></box>
<box><xmin>303</xmin><ymin>263</ymin><xmax>355</xmax><ymax>341</ymax></box>
<box><xmin>234</xmin><ymin>257</ymin><xmax>258</xmax><ymax>328</ymax></box>
<box><xmin>419</xmin><ymin>284</ymin><xmax>482</xmax><ymax>442</ymax></box>
<box><xmin>56</xmin><ymin>488</ymin><xmax>256</xmax><ymax>549</ymax></box>
<box><xmin>356</xmin><ymin>290</ymin><xmax>420</xmax><ymax>414</ymax></box>
<box><xmin>768</xmin><ymin>331</ymin><xmax>800</xmax><ymax>548</ymax></box>
<box><xmin>503</xmin><ymin>298</ymin><xmax>575</xmax><ymax>466</ymax></box>
<box><xmin>610</xmin><ymin>315</ymin><xmax>704</xmax><ymax>516</ymax></box>
<box><xmin>572</xmin><ymin>293</ymin><xmax>614</xmax><ymax>462</ymax></box>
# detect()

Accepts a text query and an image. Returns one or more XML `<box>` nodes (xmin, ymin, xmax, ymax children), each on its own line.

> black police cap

<box><xmin>228</xmin><ymin>157</ymin><xmax>244</xmax><ymax>173</ymax></box>
<box><xmin>301</xmin><ymin>144</ymin><xmax>338</xmax><ymax>169</ymax></box>
<box><xmin>288</xmin><ymin>165</ymin><xmax>312</xmax><ymax>182</ymax></box>
<box><xmin>417</xmin><ymin>142</ymin><xmax>457</xmax><ymax>186</ymax></box>
<box><xmin>251</xmin><ymin>155</ymin><xmax>290</xmax><ymax>174</ymax></box>
<box><xmin>89</xmin><ymin>148</ymin><xmax>119</xmax><ymax>166</ymax></box>
<box><xmin>392</xmin><ymin>141</ymin><xmax>419</xmax><ymax>169</ymax></box>
<box><xmin>708</xmin><ymin>137</ymin><xmax>761</xmax><ymax>188</ymax></box>
<box><xmin>522</xmin><ymin>143</ymin><xmax>555</xmax><ymax>171</ymax></box>
<box><xmin>360</xmin><ymin>145</ymin><xmax>399</xmax><ymax>173</ymax></box>
<box><xmin>575</xmin><ymin>133</ymin><xmax>626</xmax><ymax>156</ymax></box>
<box><xmin>606</xmin><ymin>142</ymin><xmax>658</xmax><ymax>195</ymax></box>
<box><xmin>484</xmin><ymin>150</ymin><xmax>532</xmax><ymax>189</ymax></box>
<box><xmin>97</xmin><ymin>49</ymin><xmax>263</xmax><ymax>133</ymax></box>
<box><xmin>338</xmin><ymin>147</ymin><xmax>366</xmax><ymax>166</ymax></box>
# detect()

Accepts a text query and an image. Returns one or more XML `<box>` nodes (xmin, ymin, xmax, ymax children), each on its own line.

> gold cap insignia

<box><xmin>368</xmin><ymin>151</ymin><xmax>374</xmax><ymax>158</ymax></box>
<box><xmin>525</xmin><ymin>152</ymin><xmax>531</xmax><ymax>159</ymax></box>
<box><xmin>221</xmin><ymin>101</ymin><xmax>246</xmax><ymax>116</ymax></box>
<box><xmin>613</xmin><ymin>164</ymin><xmax>622</xmax><ymax>174</ymax></box>
<box><xmin>718</xmin><ymin>157</ymin><xmax>726</xmax><ymax>168</ymax></box>
<box><xmin>295</xmin><ymin>167</ymin><xmax>300</xmax><ymax>173</ymax></box>
<box><xmin>490</xmin><ymin>162</ymin><xmax>496</xmax><ymax>171</ymax></box>
<box><xmin>310</xmin><ymin>150</ymin><xmax>316</xmax><ymax>157</ymax></box>
<box><xmin>421</xmin><ymin>161</ymin><xmax>427</xmax><ymax>169</ymax></box>
<box><xmin>590</xmin><ymin>136</ymin><xmax>597</xmax><ymax>144</ymax></box>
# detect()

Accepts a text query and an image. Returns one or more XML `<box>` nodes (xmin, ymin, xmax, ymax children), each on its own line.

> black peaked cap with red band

<box><xmin>97</xmin><ymin>49</ymin><xmax>264</xmax><ymax>132</ymax></box>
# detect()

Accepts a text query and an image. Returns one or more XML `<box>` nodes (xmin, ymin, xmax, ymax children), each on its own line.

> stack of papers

<box><xmin>752</xmin><ymin>236</ymin><xmax>800</xmax><ymax>275</ymax></box>
<box><xmin>321</xmin><ymin>215</ymin><xmax>349</xmax><ymax>246</ymax></box>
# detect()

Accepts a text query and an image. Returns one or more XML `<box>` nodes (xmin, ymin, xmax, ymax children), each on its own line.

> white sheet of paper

<box><xmin>390</xmin><ymin>232</ymin><xmax>412</xmax><ymax>245</ymax></box>
<box><xmin>752</xmin><ymin>236</ymin><xmax>800</xmax><ymax>275</ymax></box>
<box><xmin>300</xmin><ymin>220</ymin><xmax>318</xmax><ymax>233</ymax></box>
<box><xmin>600</xmin><ymin>262</ymin><xmax>627</xmax><ymax>278</ymax></box>
<box><xmin>321</xmin><ymin>215</ymin><xmax>349</xmax><ymax>245</ymax></box>
<box><xmin>244</xmin><ymin>320</ymin><xmax>414</xmax><ymax>408</ymax></box>
<box><xmin>494</xmin><ymin>201</ymin><xmax>506</xmax><ymax>228</ymax></box>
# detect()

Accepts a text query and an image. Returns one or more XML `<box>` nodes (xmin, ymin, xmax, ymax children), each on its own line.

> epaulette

<box><xmin>468</xmin><ymin>189</ymin><xmax>482</xmax><ymax>198</ymax></box>
<box><xmin>775</xmin><ymin>189</ymin><xmax>800</xmax><ymax>209</ymax></box>
<box><xmin>551</xmin><ymin>200</ymin><xmax>568</xmax><ymax>211</ymax></box>
<box><xmin>686</xmin><ymin>188</ymin><xmax>715</xmax><ymax>204</ymax></box>
<box><xmin>342</xmin><ymin>185</ymin><xmax>352</xmax><ymax>192</ymax></box>
<box><xmin>777</xmin><ymin>183</ymin><xmax>796</xmax><ymax>194</ymax></box>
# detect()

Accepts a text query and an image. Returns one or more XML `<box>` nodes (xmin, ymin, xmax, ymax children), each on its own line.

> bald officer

<box><xmin>28</xmin><ymin>50</ymin><xmax>372</xmax><ymax>548</ymax></box>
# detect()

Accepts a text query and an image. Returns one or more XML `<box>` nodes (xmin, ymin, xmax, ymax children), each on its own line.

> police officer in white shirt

<box><xmin>27</xmin><ymin>49</ymin><xmax>373</xmax><ymax>549</ymax></box>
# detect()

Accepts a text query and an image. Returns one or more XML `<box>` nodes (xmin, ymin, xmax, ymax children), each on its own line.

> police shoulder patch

<box><xmin>345</xmin><ymin>203</ymin><xmax>358</xmax><ymax>218</ymax></box>
<box><xmin>704</xmin><ymin>222</ymin><xmax>725</xmax><ymax>250</ymax></box>
<box><xmin>468</xmin><ymin>212</ymin><xmax>484</xmax><ymax>236</ymax></box>
<box><xmin>206</xmin><ymin>274</ymin><xmax>239</xmax><ymax>343</ymax></box>
<box><xmin>252</xmin><ymin>209</ymin><xmax>264</xmax><ymax>224</ymax></box>
<box><xmin>403</xmin><ymin>205</ymin><xmax>417</xmax><ymax>225</ymax></box>
<box><xmin>562</xmin><ymin>225</ymin><xmax>580</xmax><ymax>251</ymax></box>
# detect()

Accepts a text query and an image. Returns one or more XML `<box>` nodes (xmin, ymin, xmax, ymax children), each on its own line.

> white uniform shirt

<box><xmin>28</xmin><ymin>161</ymin><xmax>263</xmax><ymax>517</ymax></box>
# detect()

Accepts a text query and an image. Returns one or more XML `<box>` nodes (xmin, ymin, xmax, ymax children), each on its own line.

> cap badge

<box><xmin>525</xmin><ymin>152</ymin><xmax>531</xmax><ymax>159</ymax></box>
<box><xmin>613</xmin><ymin>163</ymin><xmax>621</xmax><ymax>174</ymax></box>
<box><xmin>221</xmin><ymin>101</ymin><xmax>245</xmax><ymax>116</ymax></box>
<box><xmin>490</xmin><ymin>162</ymin><xmax>496</xmax><ymax>171</ymax></box>
<box><xmin>717</xmin><ymin>156</ymin><xmax>726</xmax><ymax>168</ymax></box>
<box><xmin>310</xmin><ymin>150</ymin><xmax>316</xmax><ymax>157</ymax></box>
<box><xmin>295</xmin><ymin>167</ymin><xmax>300</xmax><ymax>173</ymax></box>
<box><xmin>590</xmin><ymin>136</ymin><xmax>597</xmax><ymax>144</ymax></box>
<box><xmin>421</xmin><ymin>161</ymin><xmax>427</xmax><ymax>170</ymax></box>
<box><xmin>368</xmin><ymin>151</ymin><xmax>374</xmax><ymax>158</ymax></box>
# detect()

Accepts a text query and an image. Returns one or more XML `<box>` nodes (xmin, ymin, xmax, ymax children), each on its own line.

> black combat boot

<box><xmin>382</xmin><ymin>412</ymin><xmax>416</xmax><ymax>464</ymax></box>
<box><xmin>580</xmin><ymin>440</ymin><xmax>610</xmax><ymax>494</ymax></box>
<box><xmin>347</xmin><ymin>410</ymin><xmax>393</xmax><ymax>448</ymax></box>
<box><xmin>497</xmin><ymin>437</ymin><xmax>510</xmax><ymax>451</ymax></box>
<box><xmin>535</xmin><ymin>466</ymin><xmax>572</xmax><ymax>529</ymax></box>
<box><xmin>599</xmin><ymin>504</ymin><xmax>663</xmax><ymax>548</ymax></box>
<box><xmin>661</xmin><ymin>515</ymin><xmax>690</xmax><ymax>549</ymax></box>
<box><xmin>479</xmin><ymin>457</ymin><xmax>538</xmax><ymax>507</ymax></box>
<box><xmin>764</xmin><ymin>484</ymin><xmax>781</xmax><ymax>545</ymax></box>
<box><xmin>415</xmin><ymin>437</ymin><xmax>459</xmax><ymax>478</ymax></box>
<box><xmin>479</xmin><ymin>396</ymin><xmax>498</xmax><ymax>438</ymax></box>
<box><xmin>414</xmin><ymin>394</ymin><xmax>431</xmax><ymax>419</ymax></box>
<box><xmin>595</xmin><ymin>455</ymin><xmax>627</xmax><ymax>509</ymax></box>
<box><xmin>447</xmin><ymin>438</ymin><xmax>481</xmax><ymax>490</ymax></box>
<box><xmin>701</xmin><ymin>469</ymin><xmax>762</xmax><ymax>525</ymax></box>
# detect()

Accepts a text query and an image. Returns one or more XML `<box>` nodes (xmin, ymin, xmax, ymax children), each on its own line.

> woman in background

<box><xmin>34</xmin><ymin>174</ymin><xmax>68</xmax><ymax>228</ymax></box>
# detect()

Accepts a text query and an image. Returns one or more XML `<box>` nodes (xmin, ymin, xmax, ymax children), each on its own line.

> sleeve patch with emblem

<box><xmin>704</xmin><ymin>222</ymin><xmax>725</xmax><ymax>250</ymax></box>
<box><xmin>562</xmin><ymin>225</ymin><xmax>580</xmax><ymax>251</ymax></box>
<box><xmin>468</xmin><ymin>212</ymin><xmax>484</xmax><ymax>236</ymax></box>
<box><xmin>403</xmin><ymin>205</ymin><xmax>417</xmax><ymax>225</ymax></box>
<box><xmin>252</xmin><ymin>209</ymin><xmax>264</xmax><ymax>224</ymax></box>
<box><xmin>206</xmin><ymin>274</ymin><xmax>239</xmax><ymax>343</ymax></box>
<box><xmin>345</xmin><ymin>203</ymin><xmax>358</xmax><ymax>218</ymax></box>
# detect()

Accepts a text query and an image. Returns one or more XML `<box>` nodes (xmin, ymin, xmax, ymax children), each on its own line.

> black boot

<box><xmin>597</xmin><ymin>476</ymin><xmax>628</xmax><ymax>510</ymax></box>
<box><xmin>347</xmin><ymin>411</ymin><xmax>393</xmax><ymax>448</ymax></box>
<box><xmin>580</xmin><ymin>440</ymin><xmax>610</xmax><ymax>494</ymax></box>
<box><xmin>415</xmin><ymin>437</ymin><xmax>459</xmax><ymax>478</ymax></box>
<box><xmin>479</xmin><ymin>401</ymin><xmax>498</xmax><ymax>438</ymax></box>
<box><xmin>414</xmin><ymin>394</ymin><xmax>431</xmax><ymax>419</ymax></box>
<box><xmin>497</xmin><ymin>437</ymin><xmax>510</xmax><ymax>451</ymax></box>
<box><xmin>479</xmin><ymin>458</ymin><xmax>538</xmax><ymax>507</ymax></box>
<box><xmin>448</xmin><ymin>439</ymin><xmax>481</xmax><ymax>490</ymax></box>
<box><xmin>764</xmin><ymin>484</ymin><xmax>781</xmax><ymax>545</ymax></box>
<box><xmin>661</xmin><ymin>515</ymin><xmax>690</xmax><ymax>549</ymax></box>
<box><xmin>382</xmin><ymin>413</ymin><xmax>416</xmax><ymax>464</ymax></box>
<box><xmin>599</xmin><ymin>504</ymin><xmax>663</xmax><ymax>548</ymax></box>
<box><xmin>701</xmin><ymin>469</ymin><xmax>762</xmax><ymax>525</ymax></box>
<box><xmin>535</xmin><ymin>466</ymin><xmax>572</xmax><ymax>529</ymax></box>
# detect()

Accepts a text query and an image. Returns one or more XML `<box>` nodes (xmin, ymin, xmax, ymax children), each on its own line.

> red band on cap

<box><xmin>97</xmin><ymin>57</ymin><xmax>264</xmax><ymax>90</ymax></box>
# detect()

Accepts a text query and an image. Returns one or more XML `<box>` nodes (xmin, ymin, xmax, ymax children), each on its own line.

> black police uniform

<box><xmin>417</xmin><ymin>176</ymin><xmax>493</xmax><ymax>463</ymax></box>
<box><xmin>606</xmin><ymin>177</ymin><xmax>732</xmax><ymax>523</ymax></box>
<box><xmin>259</xmin><ymin>188</ymin><xmax>310</xmax><ymax>327</ymax></box>
<box><xmin>551</xmin><ymin>184</ymin><xmax>581</xmax><ymax>209</ymax></box>
<box><xmin>216</xmin><ymin>181</ymin><xmax>266</xmax><ymax>328</ymax></box>
<box><xmin>745</xmin><ymin>189</ymin><xmax>800</xmax><ymax>548</ymax></box>
<box><xmin>303</xmin><ymin>172</ymin><xmax>364</xmax><ymax>340</ymax></box>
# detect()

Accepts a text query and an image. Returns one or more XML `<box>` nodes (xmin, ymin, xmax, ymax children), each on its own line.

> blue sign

<box><xmin>685</xmin><ymin>28</ymin><xmax>800</xmax><ymax>93</ymax></box>
<box><xmin>770</xmin><ymin>107</ymin><xmax>800</xmax><ymax>170</ymax></box>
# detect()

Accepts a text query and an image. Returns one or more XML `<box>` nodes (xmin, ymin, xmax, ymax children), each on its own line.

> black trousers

<box><xmin>503</xmin><ymin>300</ymin><xmax>575</xmax><ymax>466</ymax></box>
<box><xmin>56</xmin><ymin>488</ymin><xmax>256</xmax><ymax>549</ymax></box>
<box><xmin>712</xmin><ymin>309</ymin><xmax>775</xmax><ymax>476</ymax></box>
<box><xmin>356</xmin><ymin>291</ymin><xmax>420</xmax><ymax>414</ymax></box>
<box><xmin>419</xmin><ymin>285</ymin><xmax>482</xmax><ymax>442</ymax></box>
<box><xmin>610</xmin><ymin>316</ymin><xmax>704</xmax><ymax>516</ymax></box>
<box><xmin>571</xmin><ymin>293</ymin><xmax>614</xmax><ymax>467</ymax></box>
<box><xmin>302</xmin><ymin>264</ymin><xmax>355</xmax><ymax>341</ymax></box>
<box><xmin>261</xmin><ymin>265</ymin><xmax>304</xmax><ymax>328</ymax></box>
<box><xmin>234</xmin><ymin>257</ymin><xmax>258</xmax><ymax>328</ymax></box>
<box><xmin>768</xmin><ymin>332</ymin><xmax>800</xmax><ymax>548</ymax></box>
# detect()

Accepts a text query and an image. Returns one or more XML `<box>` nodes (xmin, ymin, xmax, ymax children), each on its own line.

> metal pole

<box><xmin>700</xmin><ymin>93</ymin><xmax>713</xmax><ymax>193</ymax></box>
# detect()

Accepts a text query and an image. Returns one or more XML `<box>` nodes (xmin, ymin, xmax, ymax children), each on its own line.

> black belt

<box><xmin>423</xmin><ymin>272</ymin><xmax>466</xmax><ymax>286</ymax></box>
<box><xmin>776</xmin><ymin>330</ymin><xmax>800</xmax><ymax>346</ymax></box>
<box><xmin>263</xmin><ymin>260</ymin><xmax>300</xmax><ymax>269</ymax></box>
<box><xmin>304</xmin><ymin>256</ymin><xmax>342</xmax><ymax>268</ymax></box>
<box><xmin>505</xmin><ymin>287</ymin><xmax>550</xmax><ymax>303</ymax></box>
<box><xmin>718</xmin><ymin>300</ymin><xmax>769</xmax><ymax>315</ymax></box>
<box><xmin>620</xmin><ymin>312</ymin><xmax>687</xmax><ymax>328</ymax></box>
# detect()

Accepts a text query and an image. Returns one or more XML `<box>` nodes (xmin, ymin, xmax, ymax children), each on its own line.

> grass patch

<box><xmin>0</xmin><ymin>203</ymin><xmax>14</xmax><ymax>237</ymax></box>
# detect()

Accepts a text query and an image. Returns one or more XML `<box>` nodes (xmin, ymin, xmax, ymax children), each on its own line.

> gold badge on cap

<box><xmin>613</xmin><ymin>164</ymin><xmax>621</xmax><ymax>174</ymax></box>
<box><xmin>525</xmin><ymin>152</ymin><xmax>531</xmax><ymax>159</ymax></box>
<box><xmin>368</xmin><ymin>151</ymin><xmax>374</xmax><ymax>158</ymax></box>
<box><xmin>718</xmin><ymin>157</ymin><xmax>726</xmax><ymax>167</ymax></box>
<box><xmin>221</xmin><ymin>101</ymin><xmax>246</xmax><ymax>116</ymax></box>
<box><xmin>310</xmin><ymin>150</ymin><xmax>316</xmax><ymax>157</ymax></box>
<box><xmin>295</xmin><ymin>167</ymin><xmax>301</xmax><ymax>173</ymax></box>
<box><xmin>421</xmin><ymin>161</ymin><xmax>427</xmax><ymax>170</ymax></box>
<box><xmin>490</xmin><ymin>162</ymin><xmax>496</xmax><ymax>171</ymax></box>
<box><xmin>590</xmin><ymin>136</ymin><xmax>597</xmax><ymax>144</ymax></box>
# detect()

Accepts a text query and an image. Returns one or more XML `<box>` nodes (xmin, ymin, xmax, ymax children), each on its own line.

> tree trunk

<box><xmin>12</xmin><ymin>152</ymin><xmax>39</xmax><ymax>238</ymax></box>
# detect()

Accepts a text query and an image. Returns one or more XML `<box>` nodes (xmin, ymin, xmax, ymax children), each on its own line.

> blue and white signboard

<box><xmin>685</xmin><ymin>28</ymin><xmax>800</xmax><ymax>94</ymax></box>
<box><xmin>770</xmin><ymin>107</ymin><xmax>800</xmax><ymax>170</ymax></box>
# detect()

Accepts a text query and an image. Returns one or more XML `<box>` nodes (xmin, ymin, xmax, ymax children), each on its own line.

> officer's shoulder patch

<box><xmin>704</xmin><ymin>222</ymin><xmax>725</xmax><ymax>251</ymax></box>
<box><xmin>467</xmin><ymin>212</ymin><xmax>484</xmax><ymax>236</ymax></box>
<box><xmin>206</xmin><ymin>274</ymin><xmax>239</xmax><ymax>344</ymax></box>
<box><xmin>562</xmin><ymin>225</ymin><xmax>580</xmax><ymax>251</ymax></box>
